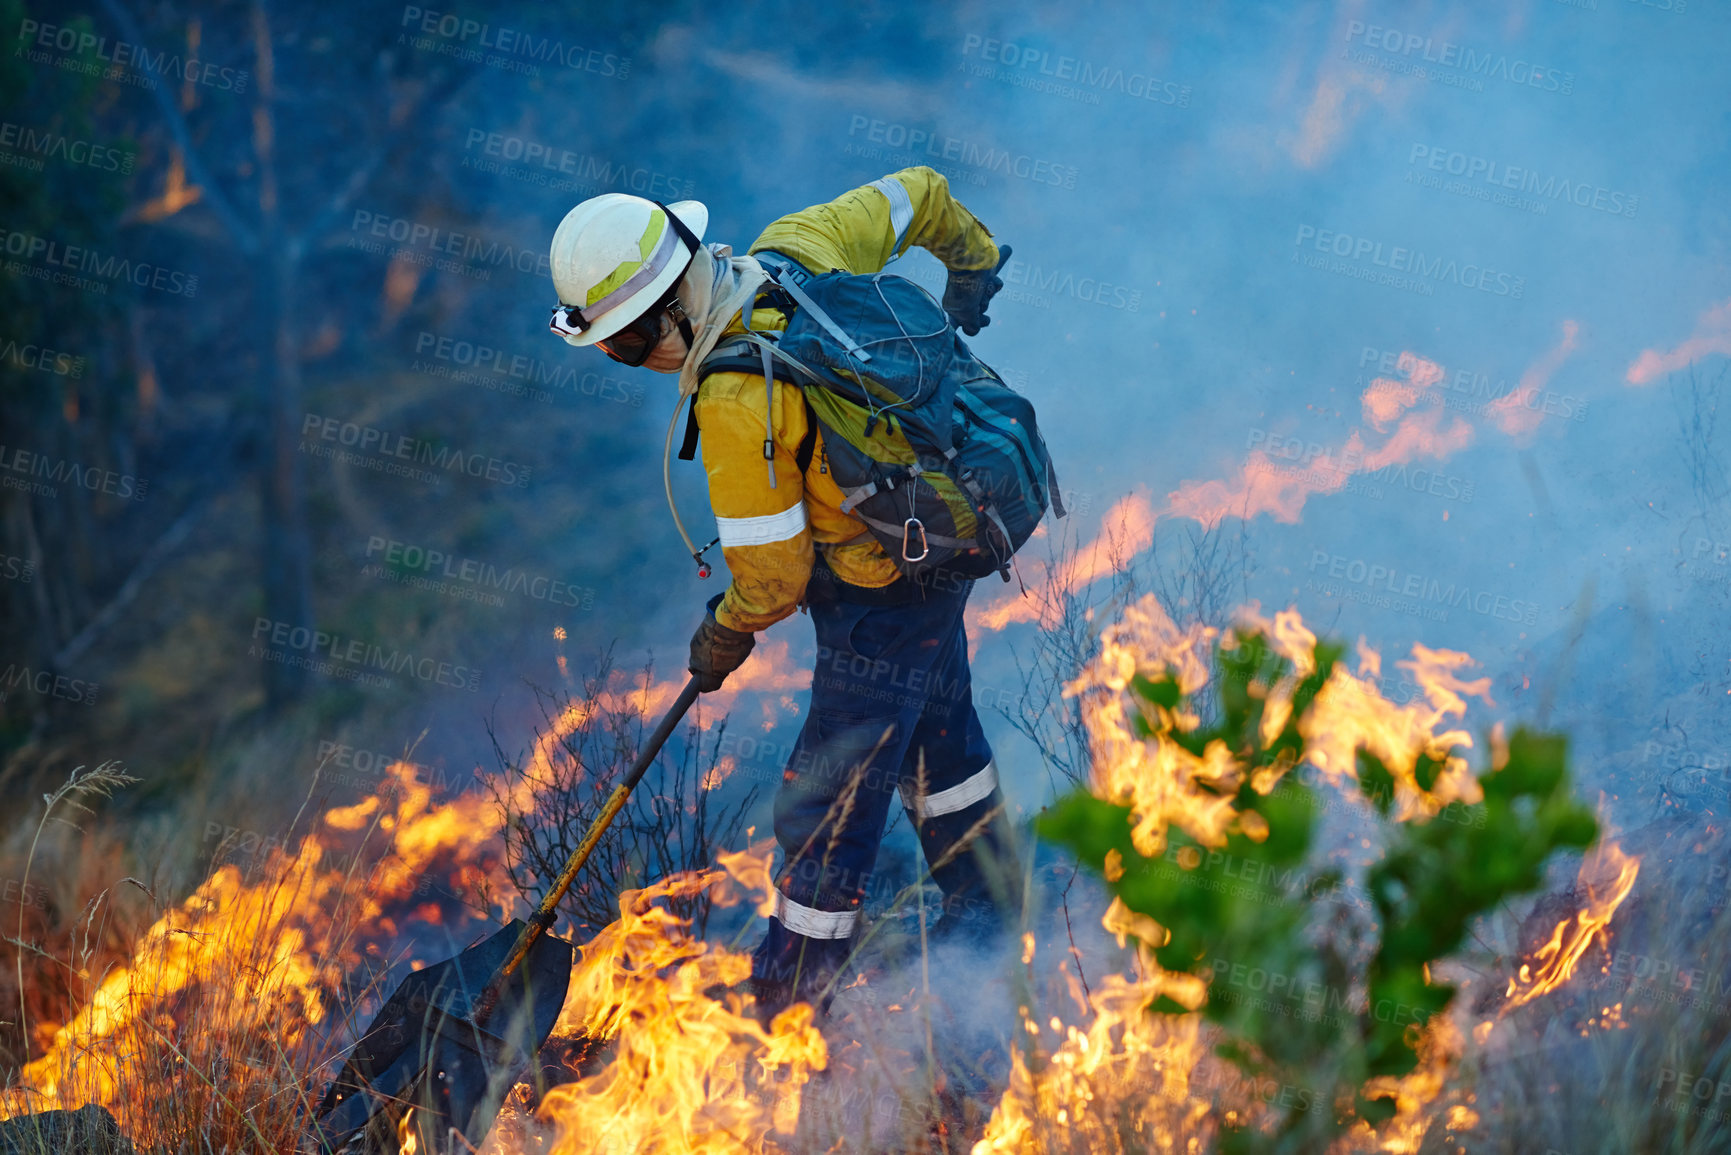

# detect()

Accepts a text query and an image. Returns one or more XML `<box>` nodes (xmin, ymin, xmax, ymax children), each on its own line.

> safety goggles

<box><xmin>548</xmin><ymin>284</ymin><xmax>672</xmax><ymax>365</ymax></box>
<box><xmin>593</xmin><ymin>302</ymin><xmax>670</xmax><ymax>367</ymax></box>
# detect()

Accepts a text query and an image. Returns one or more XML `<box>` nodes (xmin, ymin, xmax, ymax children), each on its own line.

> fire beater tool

<box><xmin>304</xmin><ymin>677</ymin><xmax>703</xmax><ymax>1154</ymax></box>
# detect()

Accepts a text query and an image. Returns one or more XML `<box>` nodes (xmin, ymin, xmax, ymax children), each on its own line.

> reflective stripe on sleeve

<box><xmin>869</xmin><ymin>177</ymin><xmax>915</xmax><ymax>252</ymax></box>
<box><xmin>899</xmin><ymin>760</ymin><xmax>998</xmax><ymax>819</ymax></box>
<box><xmin>772</xmin><ymin>888</ymin><xmax>860</xmax><ymax>940</ymax></box>
<box><xmin>715</xmin><ymin>502</ymin><xmax>808</xmax><ymax>547</ymax></box>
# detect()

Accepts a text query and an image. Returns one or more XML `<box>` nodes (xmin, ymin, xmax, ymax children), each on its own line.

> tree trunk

<box><xmin>253</xmin><ymin>0</ymin><xmax>311</xmax><ymax>708</ymax></box>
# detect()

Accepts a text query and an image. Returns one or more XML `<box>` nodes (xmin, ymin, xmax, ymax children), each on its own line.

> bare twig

<box><xmin>53</xmin><ymin>496</ymin><xmax>210</xmax><ymax>669</ymax></box>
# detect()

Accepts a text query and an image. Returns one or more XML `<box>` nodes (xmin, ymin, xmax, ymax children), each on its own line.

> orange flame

<box><xmin>1056</xmin><ymin>597</ymin><xmax>1490</xmax><ymax>855</ymax></box>
<box><xmin>701</xmin><ymin>755</ymin><xmax>738</xmax><ymax>791</ymax></box>
<box><xmin>1300</xmin><ymin>640</ymin><xmax>1493</xmax><ymax>821</ymax></box>
<box><xmin>397</xmin><ymin>1111</ymin><xmax>420</xmax><ymax>1154</ymax></box>
<box><xmin>7</xmin><ymin>594</ymin><xmax>1642</xmax><ymax>1153</ymax></box>
<box><xmin>538</xmin><ymin>871</ymin><xmax>827</xmax><ymax>1153</ymax></box>
<box><xmin>3</xmin><ymin>670</ymin><xmax>809</xmax><ymax>1150</ymax></box>
<box><xmin>976</xmin><ymin>351</ymin><xmax>1476</xmax><ymax>634</ymax></box>
<box><xmin>7</xmin><ymin>760</ymin><xmax>513</xmax><ymax>1119</ymax></box>
<box><xmin>977</xmin><ymin>329</ymin><xmax>1601</xmax><ymax>636</ymax></box>
<box><xmin>973</xmin><ymin>971</ymin><xmax>1211</xmax><ymax>1153</ymax></box>
<box><xmin>975</xmin><ymin>491</ymin><xmax>1156</xmax><ymax>631</ymax></box>
<box><xmin>977</xmin><ymin>599</ymin><xmax>1587</xmax><ymax>1152</ymax></box>
<box><xmin>1485</xmin><ymin>320</ymin><xmax>1580</xmax><ymax>438</ymax></box>
<box><xmin>1503</xmin><ymin>840</ymin><xmax>1641</xmax><ymax>1011</ymax></box>
<box><xmin>1627</xmin><ymin>296</ymin><xmax>1731</xmax><ymax>385</ymax></box>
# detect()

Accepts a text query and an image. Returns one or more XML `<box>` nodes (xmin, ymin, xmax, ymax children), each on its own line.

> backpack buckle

<box><xmin>901</xmin><ymin>517</ymin><xmax>929</xmax><ymax>563</ymax></box>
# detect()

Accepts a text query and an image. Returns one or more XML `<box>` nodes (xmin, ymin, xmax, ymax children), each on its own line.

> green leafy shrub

<box><xmin>1038</xmin><ymin>625</ymin><xmax>1601</xmax><ymax>1153</ymax></box>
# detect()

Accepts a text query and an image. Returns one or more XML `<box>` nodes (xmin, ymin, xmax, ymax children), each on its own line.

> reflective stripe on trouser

<box><xmin>899</xmin><ymin>760</ymin><xmax>997</xmax><ymax>820</ymax></box>
<box><xmin>772</xmin><ymin>888</ymin><xmax>860</xmax><ymax>939</ymax></box>
<box><xmin>751</xmin><ymin>575</ymin><xmax>1011</xmax><ymax>991</ymax></box>
<box><xmin>898</xmin><ymin>759</ymin><xmax>1019</xmax><ymax>936</ymax></box>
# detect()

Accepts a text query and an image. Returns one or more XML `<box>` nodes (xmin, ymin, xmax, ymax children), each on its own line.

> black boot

<box><xmin>914</xmin><ymin>788</ymin><xmax>1024</xmax><ymax>948</ymax></box>
<box><xmin>747</xmin><ymin>921</ymin><xmax>852</xmax><ymax>1026</ymax></box>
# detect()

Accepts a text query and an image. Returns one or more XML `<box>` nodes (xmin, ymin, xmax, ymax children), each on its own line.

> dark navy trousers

<box><xmin>751</xmin><ymin>568</ymin><xmax>1017</xmax><ymax>999</ymax></box>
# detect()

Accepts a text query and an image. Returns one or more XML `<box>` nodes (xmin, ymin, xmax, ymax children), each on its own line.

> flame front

<box><xmin>4</xmin><ymin>759</ymin><xmax>513</xmax><ymax>1129</ymax></box>
<box><xmin>1503</xmin><ymin>840</ymin><xmax>1641</xmax><ymax>1011</ymax></box>
<box><xmin>3</xmin><ymin>600</ymin><xmax>1641</xmax><ymax>1154</ymax></box>
<box><xmin>971</xmin><ymin>336</ymin><xmax>1614</xmax><ymax>636</ymax></box>
<box><xmin>975</xmin><ymin>972</ymin><xmax>1212</xmax><ymax>1154</ymax></box>
<box><xmin>975</xmin><ymin>596</ymin><xmax>1634</xmax><ymax>1154</ymax></box>
<box><xmin>0</xmin><ymin>670</ymin><xmax>816</xmax><ymax>1151</ymax></box>
<box><xmin>536</xmin><ymin>870</ymin><xmax>827</xmax><ymax>1154</ymax></box>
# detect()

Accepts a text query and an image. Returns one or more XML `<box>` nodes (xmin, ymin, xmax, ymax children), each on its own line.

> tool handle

<box><xmin>484</xmin><ymin>677</ymin><xmax>702</xmax><ymax>1000</ymax></box>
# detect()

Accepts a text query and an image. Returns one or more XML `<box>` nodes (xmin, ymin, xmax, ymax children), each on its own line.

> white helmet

<box><xmin>547</xmin><ymin>194</ymin><xmax>708</xmax><ymax>347</ymax></box>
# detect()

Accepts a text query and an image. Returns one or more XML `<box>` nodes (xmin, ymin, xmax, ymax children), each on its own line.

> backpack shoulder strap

<box><xmin>765</xmin><ymin>268</ymin><xmax>872</xmax><ymax>364</ymax></box>
<box><xmin>684</xmin><ymin>339</ymin><xmax>822</xmax><ymax>473</ymax></box>
<box><xmin>678</xmin><ymin>397</ymin><xmax>701</xmax><ymax>461</ymax></box>
<box><xmin>795</xmin><ymin>396</ymin><xmax>818</xmax><ymax>475</ymax></box>
<box><xmin>698</xmin><ymin>337</ymin><xmax>807</xmax><ymax>385</ymax></box>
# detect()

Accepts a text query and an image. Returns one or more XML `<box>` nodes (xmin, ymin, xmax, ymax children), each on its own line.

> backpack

<box><xmin>684</xmin><ymin>253</ymin><xmax>1064</xmax><ymax>583</ymax></box>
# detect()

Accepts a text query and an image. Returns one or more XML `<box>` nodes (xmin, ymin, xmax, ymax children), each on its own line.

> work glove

<box><xmin>942</xmin><ymin>244</ymin><xmax>1011</xmax><ymax>336</ymax></box>
<box><xmin>689</xmin><ymin>592</ymin><xmax>755</xmax><ymax>693</ymax></box>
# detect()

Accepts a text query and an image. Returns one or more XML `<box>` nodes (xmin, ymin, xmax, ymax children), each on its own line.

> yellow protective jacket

<box><xmin>698</xmin><ymin>166</ymin><xmax>999</xmax><ymax>635</ymax></box>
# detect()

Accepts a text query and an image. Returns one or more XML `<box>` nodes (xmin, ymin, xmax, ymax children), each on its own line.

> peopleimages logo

<box><xmin>0</xmin><ymin>662</ymin><xmax>99</xmax><ymax>706</ymax></box>
<box><xmin>1244</xmin><ymin>429</ymin><xmax>1475</xmax><ymax>503</ymax></box>
<box><xmin>363</xmin><ymin>535</ymin><xmax>596</xmax><ymax>610</ymax></box>
<box><xmin>1294</xmin><ymin>225</ymin><xmax>1525</xmax><ymax>299</ymax></box>
<box><xmin>1</xmin><ymin>337</ymin><xmax>83</xmax><ymax>378</ymax></box>
<box><xmin>0</xmin><ymin>228</ymin><xmax>198</xmax><ymax>297</ymax></box>
<box><xmin>958</xmin><ymin>34</ymin><xmax>1191</xmax><ymax>107</ymax></box>
<box><xmin>461</xmin><ymin>130</ymin><xmax>691</xmax><ymax>200</ymax></box>
<box><xmin>349</xmin><ymin>210</ymin><xmax>550</xmax><ymax>279</ymax></box>
<box><xmin>0</xmin><ymin>444</ymin><xmax>148</xmax><ymax>501</ymax></box>
<box><xmin>249</xmin><ymin>617</ymin><xmax>482</xmax><ymax>693</ymax></box>
<box><xmin>1307</xmin><ymin>550</ymin><xmax>1540</xmax><ymax>626</ymax></box>
<box><xmin>1343</xmin><ymin>21</ymin><xmax>1574</xmax><ymax>95</ymax></box>
<box><xmin>398</xmin><ymin>7</ymin><xmax>629</xmax><ymax>78</ymax></box>
<box><xmin>299</xmin><ymin>413</ymin><xmax>532</xmax><ymax>489</ymax></box>
<box><xmin>0</xmin><ymin>122</ymin><xmax>134</xmax><ymax>174</ymax></box>
<box><xmin>412</xmin><ymin>331</ymin><xmax>642</xmax><ymax>407</ymax></box>
<box><xmin>1407</xmin><ymin>145</ymin><xmax>1638</xmax><ymax>219</ymax></box>
<box><xmin>1358</xmin><ymin>346</ymin><xmax>1587</xmax><ymax>422</ymax></box>
<box><xmin>16</xmin><ymin>18</ymin><xmax>250</xmax><ymax>92</ymax></box>
<box><xmin>844</xmin><ymin>115</ymin><xmax>1079</xmax><ymax>190</ymax></box>
<box><xmin>1001</xmin><ymin>256</ymin><xmax>1141</xmax><ymax>311</ymax></box>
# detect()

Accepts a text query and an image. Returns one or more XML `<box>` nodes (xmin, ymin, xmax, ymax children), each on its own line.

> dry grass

<box><xmin>486</xmin><ymin>660</ymin><xmax>760</xmax><ymax>943</ymax></box>
<box><xmin>1</xmin><ymin>520</ymin><xmax>1715</xmax><ymax>1155</ymax></box>
<box><xmin>0</xmin><ymin>761</ymin><xmax>417</xmax><ymax>1154</ymax></box>
<box><xmin>1437</xmin><ymin>824</ymin><xmax>1731</xmax><ymax>1155</ymax></box>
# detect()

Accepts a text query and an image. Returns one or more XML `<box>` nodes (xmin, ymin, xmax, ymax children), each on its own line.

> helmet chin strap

<box><xmin>666</xmin><ymin>295</ymin><xmax>696</xmax><ymax>353</ymax></box>
<box><xmin>657</xmin><ymin>201</ymin><xmax>703</xmax><ymax>356</ymax></box>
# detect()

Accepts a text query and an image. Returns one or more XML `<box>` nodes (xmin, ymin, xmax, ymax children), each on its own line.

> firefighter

<box><xmin>547</xmin><ymin>167</ymin><xmax>1021</xmax><ymax>1018</ymax></box>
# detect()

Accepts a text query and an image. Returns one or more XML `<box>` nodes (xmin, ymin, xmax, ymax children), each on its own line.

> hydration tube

<box><xmin>663</xmin><ymin>395</ymin><xmax>718</xmax><ymax>578</ymax></box>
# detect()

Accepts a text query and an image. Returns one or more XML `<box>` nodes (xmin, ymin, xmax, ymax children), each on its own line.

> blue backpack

<box><xmin>686</xmin><ymin>251</ymin><xmax>1064</xmax><ymax>583</ymax></box>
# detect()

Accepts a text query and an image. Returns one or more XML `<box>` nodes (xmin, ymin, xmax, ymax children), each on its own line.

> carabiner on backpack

<box><xmin>901</xmin><ymin>517</ymin><xmax>929</xmax><ymax>563</ymax></box>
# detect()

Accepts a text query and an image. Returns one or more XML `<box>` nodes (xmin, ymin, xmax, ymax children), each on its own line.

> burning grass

<box><xmin>0</xmin><ymin>599</ymin><xmax>1673</xmax><ymax>1154</ymax></box>
<box><xmin>973</xmin><ymin>596</ymin><xmax>1641</xmax><ymax>1154</ymax></box>
<box><xmin>0</xmin><ymin>758</ymin><xmax>481</xmax><ymax>1151</ymax></box>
